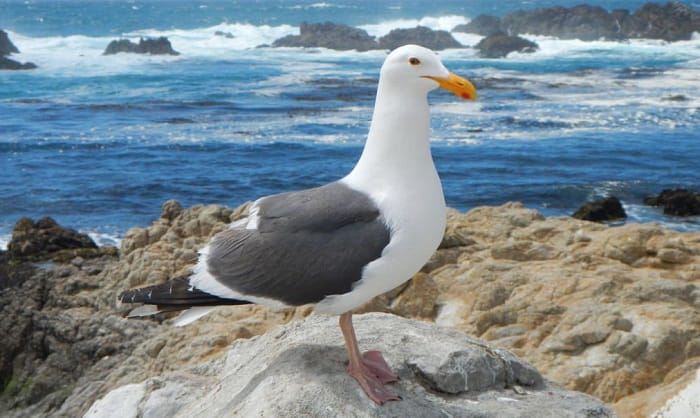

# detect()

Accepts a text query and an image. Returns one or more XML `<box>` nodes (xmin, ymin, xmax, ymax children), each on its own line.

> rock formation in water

<box><xmin>272</xmin><ymin>22</ymin><xmax>379</xmax><ymax>51</ymax></box>
<box><xmin>103</xmin><ymin>37</ymin><xmax>180</xmax><ymax>56</ymax></box>
<box><xmin>455</xmin><ymin>2</ymin><xmax>700</xmax><ymax>42</ymax></box>
<box><xmin>0</xmin><ymin>29</ymin><xmax>37</xmax><ymax>70</ymax></box>
<box><xmin>377</xmin><ymin>26</ymin><xmax>462</xmax><ymax>51</ymax></box>
<box><xmin>572</xmin><ymin>196</ymin><xmax>627</xmax><ymax>222</ymax></box>
<box><xmin>474</xmin><ymin>32</ymin><xmax>539</xmax><ymax>58</ymax></box>
<box><xmin>644</xmin><ymin>189</ymin><xmax>700</xmax><ymax>216</ymax></box>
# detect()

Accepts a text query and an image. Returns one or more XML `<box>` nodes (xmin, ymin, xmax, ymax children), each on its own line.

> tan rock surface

<box><xmin>3</xmin><ymin>200</ymin><xmax>698</xmax><ymax>417</ymax></box>
<box><xmin>418</xmin><ymin>202</ymin><xmax>700</xmax><ymax>417</ymax></box>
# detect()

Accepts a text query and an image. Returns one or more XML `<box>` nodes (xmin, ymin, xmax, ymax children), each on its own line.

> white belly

<box><xmin>314</xmin><ymin>171</ymin><xmax>446</xmax><ymax>315</ymax></box>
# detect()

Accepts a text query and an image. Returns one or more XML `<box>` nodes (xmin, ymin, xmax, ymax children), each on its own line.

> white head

<box><xmin>379</xmin><ymin>44</ymin><xmax>477</xmax><ymax>100</ymax></box>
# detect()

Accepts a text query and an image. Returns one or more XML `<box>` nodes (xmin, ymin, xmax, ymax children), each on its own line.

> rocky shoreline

<box><xmin>455</xmin><ymin>2</ymin><xmax>700</xmax><ymax>42</ymax></box>
<box><xmin>1</xmin><ymin>200</ymin><xmax>698</xmax><ymax>417</ymax></box>
<box><xmin>3</xmin><ymin>2</ymin><xmax>699</xmax><ymax>67</ymax></box>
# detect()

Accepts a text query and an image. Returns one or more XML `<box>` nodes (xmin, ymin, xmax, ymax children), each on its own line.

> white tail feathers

<box><xmin>174</xmin><ymin>306</ymin><xmax>217</xmax><ymax>327</ymax></box>
<box><xmin>126</xmin><ymin>305</ymin><xmax>160</xmax><ymax>318</ymax></box>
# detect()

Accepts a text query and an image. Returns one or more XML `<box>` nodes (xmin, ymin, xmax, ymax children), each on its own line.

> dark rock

<box><xmin>272</xmin><ymin>22</ymin><xmax>378</xmax><ymax>51</ymax></box>
<box><xmin>0</xmin><ymin>56</ymin><xmax>37</xmax><ymax>70</ymax></box>
<box><xmin>498</xmin><ymin>2</ymin><xmax>700</xmax><ymax>42</ymax></box>
<box><xmin>377</xmin><ymin>26</ymin><xmax>463</xmax><ymax>51</ymax></box>
<box><xmin>502</xmin><ymin>5</ymin><xmax>623</xmax><ymax>41</ymax></box>
<box><xmin>474</xmin><ymin>32</ymin><xmax>539</xmax><ymax>58</ymax></box>
<box><xmin>644</xmin><ymin>189</ymin><xmax>700</xmax><ymax>216</ymax></box>
<box><xmin>0</xmin><ymin>251</ymin><xmax>36</xmax><ymax>291</ymax></box>
<box><xmin>661</xmin><ymin>94</ymin><xmax>690</xmax><ymax>101</ymax></box>
<box><xmin>621</xmin><ymin>2</ymin><xmax>700</xmax><ymax>42</ymax></box>
<box><xmin>0</xmin><ymin>29</ymin><xmax>20</xmax><ymax>56</ymax></box>
<box><xmin>572</xmin><ymin>197</ymin><xmax>627</xmax><ymax>222</ymax></box>
<box><xmin>103</xmin><ymin>37</ymin><xmax>180</xmax><ymax>55</ymax></box>
<box><xmin>0</xmin><ymin>249</ymin><xmax>148</xmax><ymax>416</ymax></box>
<box><xmin>0</xmin><ymin>30</ymin><xmax>37</xmax><ymax>70</ymax></box>
<box><xmin>453</xmin><ymin>15</ymin><xmax>503</xmax><ymax>36</ymax></box>
<box><xmin>214</xmin><ymin>31</ymin><xmax>235</xmax><ymax>39</ymax></box>
<box><xmin>7</xmin><ymin>217</ymin><xmax>98</xmax><ymax>260</ymax></box>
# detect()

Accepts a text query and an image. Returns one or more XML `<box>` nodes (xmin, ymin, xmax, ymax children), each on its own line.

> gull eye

<box><xmin>408</xmin><ymin>57</ymin><xmax>421</xmax><ymax>66</ymax></box>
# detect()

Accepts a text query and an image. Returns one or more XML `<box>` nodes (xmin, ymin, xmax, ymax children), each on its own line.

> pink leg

<box><xmin>339</xmin><ymin>312</ymin><xmax>400</xmax><ymax>405</ymax></box>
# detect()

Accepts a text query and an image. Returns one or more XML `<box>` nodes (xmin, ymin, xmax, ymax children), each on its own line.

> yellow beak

<box><xmin>423</xmin><ymin>72</ymin><xmax>477</xmax><ymax>100</ymax></box>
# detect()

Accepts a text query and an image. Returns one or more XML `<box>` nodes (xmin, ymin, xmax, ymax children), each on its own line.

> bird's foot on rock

<box><xmin>362</xmin><ymin>350</ymin><xmax>398</xmax><ymax>384</ymax></box>
<box><xmin>348</xmin><ymin>350</ymin><xmax>400</xmax><ymax>404</ymax></box>
<box><xmin>348</xmin><ymin>358</ymin><xmax>400</xmax><ymax>405</ymax></box>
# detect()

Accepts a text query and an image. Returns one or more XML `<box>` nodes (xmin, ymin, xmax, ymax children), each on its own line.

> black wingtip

<box><xmin>119</xmin><ymin>276</ymin><xmax>251</xmax><ymax>309</ymax></box>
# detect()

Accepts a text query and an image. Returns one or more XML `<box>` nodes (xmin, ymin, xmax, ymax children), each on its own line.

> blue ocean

<box><xmin>1</xmin><ymin>0</ymin><xmax>699</xmax><ymax>248</ymax></box>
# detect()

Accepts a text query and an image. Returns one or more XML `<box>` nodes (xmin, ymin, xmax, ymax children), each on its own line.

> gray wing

<box><xmin>205</xmin><ymin>182</ymin><xmax>391</xmax><ymax>305</ymax></box>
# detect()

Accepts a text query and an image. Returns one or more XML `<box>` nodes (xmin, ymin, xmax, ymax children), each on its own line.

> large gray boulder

<box><xmin>272</xmin><ymin>22</ymin><xmax>379</xmax><ymax>51</ymax></box>
<box><xmin>475</xmin><ymin>32</ymin><xmax>539</xmax><ymax>58</ymax></box>
<box><xmin>377</xmin><ymin>26</ymin><xmax>463</xmax><ymax>51</ymax></box>
<box><xmin>85</xmin><ymin>313</ymin><xmax>614</xmax><ymax>418</ymax></box>
<box><xmin>620</xmin><ymin>2</ymin><xmax>700</xmax><ymax>42</ymax></box>
<box><xmin>497</xmin><ymin>2</ymin><xmax>700</xmax><ymax>42</ymax></box>
<box><xmin>453</xmin><ymin>15</ymin><xmax>503</xmax><ymax>36</ymax></box>
<box><xmin>501</xmin><ymin>5</ymin><xmax>622</xmax><ymax>41</ymax></box>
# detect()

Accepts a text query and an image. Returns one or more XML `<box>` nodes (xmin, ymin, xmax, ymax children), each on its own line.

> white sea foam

<box><xmin>625</xmin><ymin>204</ymin><xmax>700</xmax><ymax>233</ymax></box>
<box><xmin>86</xmin><ymin>230</ymin><xmax>122</xmax><ymax>248</ymax></box>
<box><xmin>509</xmin><ymin>35</ymin><xmax>700</xmax><ymax>62</ymax></box>
<box><xmin>0</xmin><ymin>233</ymin><xmax>10</xmax><ymax>251</ymax></box>
<box><xmin>5</xmin><ymin>23</ymin><xmax>296</xmax><ymax>74</ymax></box>
<box><xmin>451</xmin><ymin>32</ymin><xmax>485</xmax><ymax>48</ymax></box>
<box><xmin>288</xmin><ymin>2</ymin><xmax>337</xmax><ymax>9</ymax></box>
<box><xmin>8</xmin><ymin>20</ymin><xmax>700</xmax><ymax>77</ymax></box>
<box><xmin>124</xmin><ymin>22</ymin><xmax>296</xmax><ymax>53</ymax></box>
<box><xmin>359</xmin><ymin>15</ymin><xmax>469</xmax><ymax>38</ymax></box>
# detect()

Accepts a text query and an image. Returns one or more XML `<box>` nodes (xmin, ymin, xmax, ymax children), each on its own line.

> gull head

<box><xmin>380</xmin><ymin>44</ymin><xmax>477</xmax><ymax>100</ymax></box>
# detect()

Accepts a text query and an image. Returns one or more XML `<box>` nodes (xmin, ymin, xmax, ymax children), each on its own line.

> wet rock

<box><xmin>272</xmin><ymin>22</ymin><xmax>378</xmax><ymax>51</ymax></box>
<box><xmin>621</xmin><ymin>2</ymin><xmax>700</xmax><ymax>42</ymax></box>
<box><xmin>0</xmin><ymin>56</ymin><xmax>37</xmax><ymax>70</ymax></box>
<box><xmin>0</xmin><ymin>29</ymin><xmax>19</xmax><ymax>56</ymax></box>
<box><xmin>501</xmin><ymin>5</ymin><xmax>623</xmax><ymax>41</ymax></box>
<box><xmin>103</xmin><ymin>37</ymin><xmax>180</xmax><ymax>55</ymax></box>
<box><xmin>474</xmin><ymin>32</ymin><xmax>538</xmax><ymax>58</ymax></box>
<box><xmin>214</xmin><ymin>31</ymin><xmax>234</xmax><ymax>39</ymax></box>
<box><xmin>644</xmin><ymin>188</ymin><xmax>700</xmax><ymax>216</ymax></box>
<box><xmin>453</xmin><ymin>15</ymin><xmax>503</xmax><ymax>36</ymax></box>
<box><xmin>572</xmin><ymin>196</ymin><xmax>627</xmax><ymax>222</ymax></box>
<box><xmin>377</xmin><ymin>26</ymin><xmax>463</xmax><ymax>51</ymax></box>
<box><xmin>497</xmin><ymin>2</ymin><xmax>700</xmax><ymax>42</ymax></box>
<box><xmin>7</xmin><ymin>217</ymin><xmax>97</xmax><ymax>260</ymax></box>
<box><xmin>0</xmin><ymin>30</ymin><xmax>37</xmax><ymax>70</ymax></box>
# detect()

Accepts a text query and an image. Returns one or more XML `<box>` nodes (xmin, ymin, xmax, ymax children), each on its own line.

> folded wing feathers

<box><xmin>118</xmin><ymin>276</ymin><xmax>250</xmax><ymax>309</ymax></box>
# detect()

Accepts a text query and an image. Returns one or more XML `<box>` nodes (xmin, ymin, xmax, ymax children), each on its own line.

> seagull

<box><xmin>119</xmin><ymin>44</ymin><xmax>477</xmax><ymax>405</ymax></box>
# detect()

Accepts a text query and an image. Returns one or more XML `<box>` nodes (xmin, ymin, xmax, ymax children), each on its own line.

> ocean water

<box><xmin>1</xmin><ymin>0</ymin><xmax>699</xmax><ymax>248</ymax></box>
